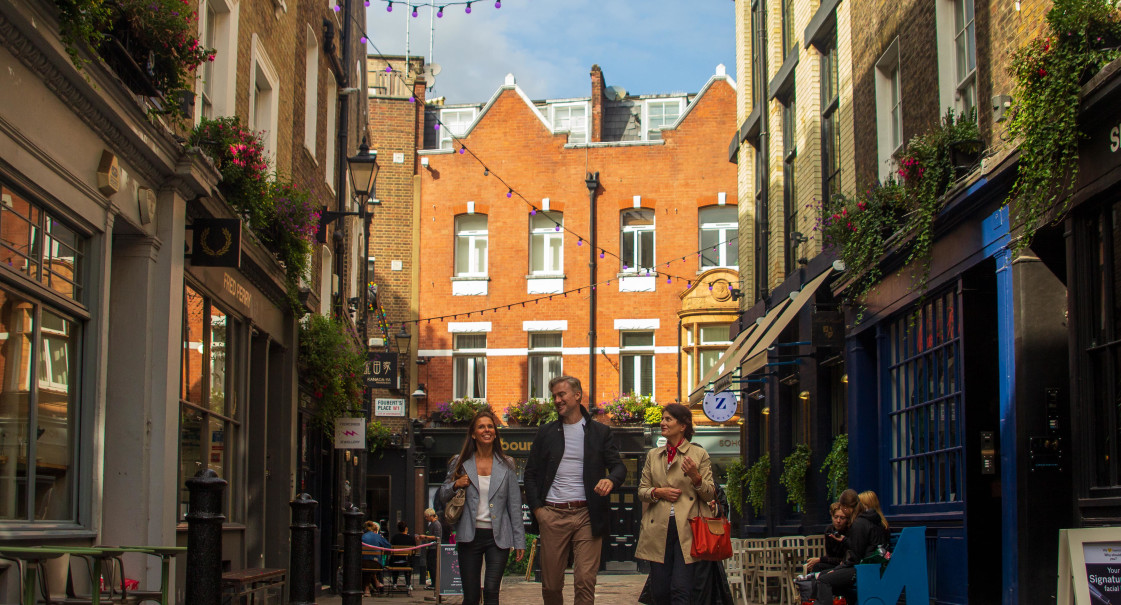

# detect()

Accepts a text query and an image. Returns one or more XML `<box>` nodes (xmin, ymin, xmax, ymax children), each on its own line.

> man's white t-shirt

<box><xmin>546</xmin><ymin>417</ymin><xmax>587</xmax><ymax>503</ymax></box>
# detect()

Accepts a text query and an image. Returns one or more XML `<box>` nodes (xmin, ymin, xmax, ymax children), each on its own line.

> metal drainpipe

<box><xmin>333</xmin><ymin>0</ymin><xmax>353</xmax><ymax>316</ymax></box>
<box><xmin>586</xmin><ymin>171</ymin><xmax>600</xmax><ymax>407</ymax></box>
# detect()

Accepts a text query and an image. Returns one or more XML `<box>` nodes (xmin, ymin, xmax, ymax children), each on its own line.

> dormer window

<box><xmin>550</xmin><ymin>102</ymin><xmax>588</xmax><ymax>144</ymax></box>
<box><xmin>644</xmin><ymin>98</ymin><xmax>684</xmax><ymax>140</ymax></box>
<box><xmin>439</xmin><ymin>108</ymin><xmax>477</xmax><ymax>150</ymax></box>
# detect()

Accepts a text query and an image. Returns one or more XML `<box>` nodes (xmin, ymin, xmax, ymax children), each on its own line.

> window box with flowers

<box><xmin>602</xmin><ymin>393</ymin><xmax>660</xmax><ymax>425</ymax></box>
<box><xmin>821</xmin><ymin>109</ymin><xmax>981</xmax><ymax>316</ymax></box>
<box><xmin>505</xmin><ymin>399</ymin><xmax>557</xmax><ymax>426</ymax></box>
<box><xmin>189</xmin><ymin>117</ymin><xmax>320</xmax><ymax>303</ymax></box>
<box><xmin>430</xmin><ymin>399</ymin><xmax>491</xmax><ymax>426</ymax></box>
<box><xmin>53</xmin><ymin>0</ymin><xmax>214</xmax><ymax>114</ymax></box>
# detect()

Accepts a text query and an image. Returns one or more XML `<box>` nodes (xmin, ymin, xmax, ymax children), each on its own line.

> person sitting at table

<box><xmin>362</xmin><ymin>521</ymin><xmax>391</xmax><ymax>595</ymax></box>
<box><xmin>389</xmin><ymin>521</ymin><xmax>418</xmax><ymax>589</ymax></box>
<box><xmin>813</xmin><ymin>490</ymin><xmax>891</xmax><ymax>603</ymax></box>
<box><xmin>804</xmin><ymin>502</ymin><xmax>850</xmax><ymax>574</ymax></box>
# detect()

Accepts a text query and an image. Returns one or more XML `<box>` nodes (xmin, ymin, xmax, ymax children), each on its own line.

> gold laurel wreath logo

<box><xmin>199</xmin><ymin>227</ymin><xmax>233</xmax><ymax>257</ymax></box>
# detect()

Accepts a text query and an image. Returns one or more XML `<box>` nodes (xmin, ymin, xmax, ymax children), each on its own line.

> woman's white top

<box><xmin>475</xmin><ymin>474</ymin><xmax>493</xmax><ymax>528</ymax></box>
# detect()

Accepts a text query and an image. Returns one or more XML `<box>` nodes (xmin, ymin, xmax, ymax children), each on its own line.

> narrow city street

<box><xmin>319</xmin><ymin>573</ymin><xmax>649</xmax><ymax>605</ymax></box>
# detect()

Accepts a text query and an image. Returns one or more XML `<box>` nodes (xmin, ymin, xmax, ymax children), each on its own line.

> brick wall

<box><xmin>415</xmin><ymin>71</ymin><xmax>738</xmax><ymax>417</ymax></box>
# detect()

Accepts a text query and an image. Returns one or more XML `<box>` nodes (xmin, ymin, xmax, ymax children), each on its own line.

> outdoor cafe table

<box><xmin>100</xmin><ymin>545</ymin><xmax>186</xmax><ymax>605</ymax></box>
<box><xmin>0</xmin><ymin>545</ymin><xmax>105</xmax><ymax>605</ymax></box>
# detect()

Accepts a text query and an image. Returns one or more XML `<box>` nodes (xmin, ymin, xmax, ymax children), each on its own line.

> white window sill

<box><xmin>527</xmin><ymin>274</ymin><xmax>565</xmax><ymax>294</ymax></box>
<box><xmin>618</xmin><ymin>274</ymin><xmax>656</xmax><ymax>292</ymax></box>
<box><xmin>452</xmin><ymin>276</ymin><xmax>489</xmax><ymax>296</ymax></box>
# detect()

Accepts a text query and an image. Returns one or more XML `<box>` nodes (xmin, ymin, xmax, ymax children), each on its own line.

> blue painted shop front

<box><xmin>842</xmin><ymin>170</ymin><xmax>1072</xmax><ymax>605</ymax></box>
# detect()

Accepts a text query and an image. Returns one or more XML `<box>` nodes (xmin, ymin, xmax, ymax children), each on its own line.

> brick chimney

<box><xmin>590</xmin><ymin>64</ymin><xmax>604</xmax><ymax>143</ymax></box>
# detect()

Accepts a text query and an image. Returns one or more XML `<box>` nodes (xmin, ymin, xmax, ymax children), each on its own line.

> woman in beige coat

<box><xmin>636</xmin><ymin>402</ymin><xmax>716</xmax><ymax>605</ymax></box>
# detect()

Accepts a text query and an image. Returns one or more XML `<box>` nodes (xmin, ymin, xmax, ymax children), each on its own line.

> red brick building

<box><xmin>414</xmin><ymin>65</ymin><xmax>740</xmax><ymax>420</ymax></box>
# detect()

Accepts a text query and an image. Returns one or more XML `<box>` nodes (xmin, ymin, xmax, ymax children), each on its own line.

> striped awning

<box><xmin>688</xmin><ymin>262</ymin><xmax>840</xmax><ymax>404</ymax></box>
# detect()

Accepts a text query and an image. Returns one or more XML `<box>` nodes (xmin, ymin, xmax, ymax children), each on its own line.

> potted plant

<box><xmin>506</xmin><ymin>399</ymin><xmax>557</xmax><ymax>426</ymax></box>
<box><xmin>602</xmin><ymin>393</ymin><xmax>658</xmax><ymax>425</ymax></box>
<box><xmin>298</xmin><ymin>314</ymin><xmax>366</xmax><ymax>434</ymax></box>
<box><xmin>820</xmin><ymin>434</ymin><xmax>849</xmax><ymax>501</ymax></box>
<box><xmin>745</xmin><ymin>453</ymin><xmax>770</xmax><ymax>517</ymax></box>
<box><xmin>779</xmin><ymin>444</ymin><xmax>812</xmax><ymax>513</ymax></box>
<box><xmin>367</xmin><ymin>420</ymin><xmax>393</xmax><ymax>458</ymax></box>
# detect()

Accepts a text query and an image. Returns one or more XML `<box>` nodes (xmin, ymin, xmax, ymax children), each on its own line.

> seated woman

<box><xmin>362</xmin><ymin>521</ymin><xmax>391</xmax><ymax>595</ymax></box>
<box><xmin>814</xmin><ymin>490</ymin><xmax>890</xmax><ymax>603</ymax></box>
<box><xmin>804</xmin><ymin>502</ymin><xmax>850</xmax><ymax>574</ymax></box>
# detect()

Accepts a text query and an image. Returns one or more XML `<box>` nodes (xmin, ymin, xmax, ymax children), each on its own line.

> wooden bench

<box><xmin>221</xmin><ymin>568</ymin><xmax>286</xmax><ymax>605</ymax></box>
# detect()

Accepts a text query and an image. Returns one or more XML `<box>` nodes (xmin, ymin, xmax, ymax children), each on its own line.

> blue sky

<box><xmin>363</xmin><ymin>0</ymin><xmax>737</xmax><ymax>104</ymax></box>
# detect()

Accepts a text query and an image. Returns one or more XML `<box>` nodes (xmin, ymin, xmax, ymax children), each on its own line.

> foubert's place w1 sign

<box><xmin>375</xmin><ymin>398</ymin><xmax>406</xmax><ymax>417</ymax></box>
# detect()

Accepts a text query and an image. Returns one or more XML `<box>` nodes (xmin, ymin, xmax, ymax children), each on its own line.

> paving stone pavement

<box><xmin>318</xmin><ymin>572</ymin><xmax>650</xmax><ymax>605</ymax></box>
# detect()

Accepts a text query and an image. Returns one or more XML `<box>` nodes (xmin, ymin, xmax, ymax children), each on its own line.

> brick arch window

<box><xmin>455</xmin><ymin>214</ymin><xmax>488</xmax><ymax>277</ymax></box>
<box><xmin>699</xmin><ymin>206</ymin><xmax>738</xmax><ymax>270</ymax></box>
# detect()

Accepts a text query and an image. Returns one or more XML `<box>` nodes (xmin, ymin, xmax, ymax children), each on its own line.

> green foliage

<box><xmin>367</xmin><ymin>420</ymin><xmax>392</xmax><ymax>457</ymax></box>
<box><xmin>821</xmin><ymin>109</ymin><xmax>980</xmax><ymax>317</ymax></box>
<box><xmin>602</xmin><ymin>393</ymin><xmax>659</xmax><ymax>424</ymax></box>
<box><xmin>779</xmin><ymin>444</ymin><xmax>813</xmax><ymax>513</ymax></box>
<box><xmin>746</xmin><ymin>453</ymin><xmax>770</xmax><ymax>516</ymax></box>
<box><xmin>644</xmin><ymin>406</ymin><xmax>664</xmax><ymax>425</ymax></box>
<box><xmin>298</xmin><ymin>314</ymin><xmax>366</xmax><ymax>434</ymax></box>
<box><xmin>53</xmin><ymin>0</ymin><xmax>213</xmax><ymax>108</ymax></box>
<box><xmin>820</xmin><ymin>182</ymin><xmax>907</xmax><ymax>318</ymax></box>
<box><xmin>189</xmin><ymin>117</ymin><xmax>319</xmax><ymax>304</ymax></box>
<box><xmin>1008</xmin><ymin>0</ymin><xmax>1121</xmax><ymax>251</ymax></box>
<box><xmin>723</xmin><ymin>459</ymin><xmax>748</xmax><ymax>517</ymax></box>
<box><xmin>433</xmin><ymin>399</ymin><xmax>492</xmax><ymax>424</ymax></box>
<box><xmin>505</xmin><ymin>399</ymin><xmax>558</xmax><ymax>426</ymax></box>
<box><xmin>504</xmin><ymin>533</ymin><xmax>538</xmax><ymax>576</ymax></box>
<box><xmin>54</xmin><ymin>0</ymin><xmax>112</xmax><ymax>68</ymax></box>
<box><xmin>820</xmin><ymin>433</ymin><xmax>849</xmax><ymax>501</ymax></box>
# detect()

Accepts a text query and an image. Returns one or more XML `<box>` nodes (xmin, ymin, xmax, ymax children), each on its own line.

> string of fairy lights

<box><xmin>347</xmin><ymin>8</ymin><xmax>741</xmax><ymax>327</ymax></box>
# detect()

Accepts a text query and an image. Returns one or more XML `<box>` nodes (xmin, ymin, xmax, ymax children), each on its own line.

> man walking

<box><xmin>524</xmin><ymin>375</ymin><xmax>627</xmax><ymax>605</ymax></box>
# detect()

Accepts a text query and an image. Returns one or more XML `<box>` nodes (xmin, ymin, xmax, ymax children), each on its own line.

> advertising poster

<box><xmin>1085</xmin><ymin>542</ymin><xmax>1121</xmax><ymax>604</ymax></box>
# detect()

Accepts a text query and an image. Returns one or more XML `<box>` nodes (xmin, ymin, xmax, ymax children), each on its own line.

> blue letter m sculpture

<box><xmin>856</xmin><ymin>526</ymin><xmax>930</xmax><ymax>605</ymax></box>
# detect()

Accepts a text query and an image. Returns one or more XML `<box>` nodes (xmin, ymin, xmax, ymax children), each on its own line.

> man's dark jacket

<box><xmin>523</xmin><ymin>406</ymin><xmax>627</xmax><ymax>537</ymax></box>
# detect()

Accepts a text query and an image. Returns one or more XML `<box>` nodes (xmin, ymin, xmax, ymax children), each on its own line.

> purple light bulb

<box><xmin>530</xmin><ymin>209</ymin><xmax>536</xmax><ymax>216</ymax></box>
<box><xmin>599</xmin><ymin>251</ymin><xmax>604</xmax><ymax>259</ymax></box>
<box><xmin>437</xmin><ymin>6</ymin><xmax>443</xmax><ymax>17</ymax></box>
<box><xmin>667</xmin><ymin>277</ymin><xmax>672</xmax><ymax>284</ymax></box>
<box><xmin>412</xmin><ymin>7</ymin><xmax>418</xmax><ymax>17</ymax></box>
<box><xmin>506</xmin><ymin>190</ymin><xmax>512</xmax><ymax>198</ymax></box>
<box><xmin>555</xmin><ymin>225</ymin><xmax>561</xmax><ymax>232</ymax></box>
<box><xmin>360</xmin><ymin>36</ymin><xmax>367</xmax><ymax>43</ymax></box>
<box><xmin>495</xmin><ymin>0</ymin><xmax>500</xmax><ymax>7</ymax></box>
<box><xmin>386</xmin><ymin>2</ymin><xmax>392</xmax><ymax>11</ymax></box>
<box><xmin>465</xmin><ymin>2</ymin><xmax>471</xmax><ymax>13</ymax></box>
<box><xmin>364</xmin><ymin>0</ymin><xmax>369</xmax><ymax>5</ymax></box>
<box><xmin>434</xmin><ymin>123</ymin><xmax>440</xmax><ymax>130</ymax></box>
<box><xmin>409</xmin><ymin>96</ymin><xmax>416</xmax><ymax>103</ymax></box>
<box><xmin>385</xmin><ymin>66</ymin><xmax>392</xmax><ymax>73</ymax></box>
<box><xmin>459</xmin><ymin>146</ymin><xmax>465</xmax><ymax>154</ymax></box>
<box><xmin>577</xmin><ymin>239</ymin><xmax>582</xmax><ymax>246</ymax></box>
<box><xmin>332</xmin><ymin>3</ymin><xmax>340</xmax><ymax>10</ymax></box>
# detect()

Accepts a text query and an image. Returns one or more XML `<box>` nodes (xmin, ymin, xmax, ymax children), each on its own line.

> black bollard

<box><xmin>185</xmin><ymin>469</ymin><xmax>227</xmax><ymax>605</ymax></box>
<box><xmin>289</xmin><ymin>493</ymin><xmax>318</xmax><ymax>605</ymax></box>
<box><xmin>341</xmin><ymin>506</ymin><xmax>363</xmax><ymax>605</ymax></box>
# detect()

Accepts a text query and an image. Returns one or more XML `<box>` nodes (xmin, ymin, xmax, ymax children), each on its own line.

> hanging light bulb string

<box><xmin>405</xmin><ymin>248</ymin><xmax>744</xmax><ymax>326</ymax></box>
<box><xmin>365</xmin><ymin>0</ymin><xmax>500</xmax><ymax>16</ymax></box>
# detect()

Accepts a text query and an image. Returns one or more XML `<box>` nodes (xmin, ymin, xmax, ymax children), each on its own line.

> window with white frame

<box><xmin>195</xmin><ymin>0</ymin><xmax>237</xmax><ymax>121</ymax></box>
<box><xmin>551</xmin><ymin>103</ymin><xmax>588</xmax><ymax>144</ymax></box>
<box><xmin>454</xmin><ymin>334</ymin><xmax>487</xmax><ymax>400</ymax></box>
<box><xmin>303</xmin><ymin>27</ymin><xmax>318</xmax><ymax>156</ymax></box>
<box><xmin>528</xmin><ymin>333</ymin><xmax>563</xmax><ymax>399</ymax></box>
<box><xmin>875</xmin><ymin>39</ymin><xmax>902</xmax><ymax>182</ymax></box>
<box><xmin>455</xmin><ymin>214</ymin><xmax>488</xmax><ymax>276</ymax></box>
<box><xmin>620</xmin><ymin>331</ymin><xmax>654</xmax><ymax>397</ymax></box>
<box><xmin>953</xmin><ymin>0</ymin><xmax>977</xmax><ymax>119</ymax></box>
<box><xmin>324</xmin><ymin>79</ymin><xmax>337</xmax><ymax>190</ymax></box>
<box><xmin>700</xmin><ymin>206</ymin><xmax>738</xmax><ymax>270</ymax></box>
<box><xmin>439</xmin><ymin>108</ymin><xmax>476</xmax><ymax>150</ymax></box>
<box><xmin>645</xmin><ymin>99</ymin><xmax>683</xmax><ymax>140</ymax></box>
<box><xmin>530</xmin><ymin>212</ymin><xmax>563</xmax><ymax>275</ymax></box>
<box><xmin>250</xmin><ymin>35</ymin><xmax>279</xmax><ymax>159</ymax></box>
<box><xmin>697</xmin><ymin>324</ymin><xmax>732</xmax><ymax>385</ymax></box>
<box><xmin>621</xmin><ymin>209</ymin><xmax>654</xmax><ymax>272</ymax></box>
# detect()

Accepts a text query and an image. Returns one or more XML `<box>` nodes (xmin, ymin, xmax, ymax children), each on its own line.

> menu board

<box><xmin>1059</xmin><ymin>528</ymin><xmax>1121</xmax><ymax>605</ymax></box>
<box><xmin>438</xmin><ymin>544</ymin><xmax>463</xmax><ymax>598</ymax></box>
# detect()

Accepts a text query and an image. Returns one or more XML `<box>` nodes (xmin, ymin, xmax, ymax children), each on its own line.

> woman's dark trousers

<box><xmin>456</xmin><ymin>528</ymin><xmax>510</xmax><ymax>605</ymax></box>
<box><xmin>647</xmin><ymin>519</ymin><xmax>696</xmax><ymax>605</ymax></box>
<box><xmin>815</xmin><ymin>566</ymin><xmax>857</xmax><ymax>602</ymax></box>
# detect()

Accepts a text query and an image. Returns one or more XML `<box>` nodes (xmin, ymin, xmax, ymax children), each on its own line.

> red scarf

<box><xmin>666</xmin><ymin>439</ymin><xmax>686</xmax><ymax>464</ymax></box>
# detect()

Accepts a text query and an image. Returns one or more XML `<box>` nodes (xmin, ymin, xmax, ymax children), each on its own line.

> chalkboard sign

<box><xmin>437</xmin><ymin>544</ymin><xmax>463</xmax><ymax>597</ymax></box>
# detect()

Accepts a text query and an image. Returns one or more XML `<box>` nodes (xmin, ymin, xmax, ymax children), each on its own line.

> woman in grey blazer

<box><xmin>437</xmin><ymin>410</ymin><xmax>526</xmax><ymax>605</ymax></box>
